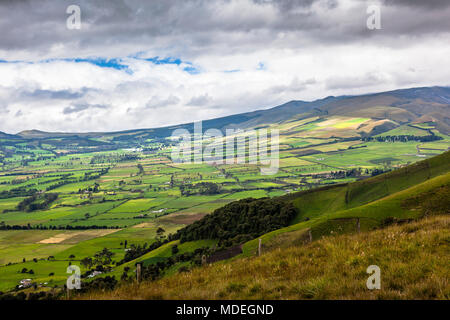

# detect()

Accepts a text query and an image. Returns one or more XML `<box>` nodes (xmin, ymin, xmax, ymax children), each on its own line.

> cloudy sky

<box><xmin>0</xmin><ymin>0</ymin><xmax>449</xmax><ymax>133</ymax></box>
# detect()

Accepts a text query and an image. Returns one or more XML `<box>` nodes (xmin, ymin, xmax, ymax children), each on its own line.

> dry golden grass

<box><xmin>78</xmin><ymin>215</ymin><xmax>449</xmax><ymax>300</ymax></box>
<box><xmin>38</xmin><ymin>229</ymin><xmax>120</xmax><ymax>244</ymax></box>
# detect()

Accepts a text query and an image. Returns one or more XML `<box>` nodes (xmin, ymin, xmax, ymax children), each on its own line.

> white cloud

<box><xmin>0</xmin><ymin>0</ymin><xmax>449</xmax><ymax>133</ymax></box>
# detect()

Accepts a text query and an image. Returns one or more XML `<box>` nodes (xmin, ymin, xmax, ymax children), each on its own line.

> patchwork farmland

<box><xmin>0</xmin><ymin>101</ymin><xmax>449</xmax><ymax>296</ymax></box>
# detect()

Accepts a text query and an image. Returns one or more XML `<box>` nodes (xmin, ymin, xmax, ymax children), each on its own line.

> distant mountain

<box><xmin>217</xmin><ymin>86</ymin><xmax>450</xmax><ymax>133</ymax></box>
<box><xmin>0</xmin><ymin>131</ymin><xmax>19</xmax><ymax>139</ymax></box>
<box><xmin>13</xmin><ymin>86</ymin><xmax>450</xmax><ymax>140</ymax></box>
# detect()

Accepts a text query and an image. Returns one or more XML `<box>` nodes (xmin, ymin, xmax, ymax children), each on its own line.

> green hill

<box><xmin>81</xmin><ymin>215</ymin><xmax>449</xmax><ymax>300</ymax></box>
<box><xmin>168</xmin><ymin>150</ymin><xmax>449</xmax><ymax>256</ymax></box>
<box><xmin>76</xmin><ymin>151</ymin><xmax>449</xmax><ymax>299</ymax></box>
<box><xmin>242</xmin><ymin>150</ymin><xmax>449</xmax><ymax>255</ymax></box>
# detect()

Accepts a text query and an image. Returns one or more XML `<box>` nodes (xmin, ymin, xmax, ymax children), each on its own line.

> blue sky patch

<box><xmin>0</xmin><ymin>53</ymin><xmax>200</xmax><ymax>75</ymax></box>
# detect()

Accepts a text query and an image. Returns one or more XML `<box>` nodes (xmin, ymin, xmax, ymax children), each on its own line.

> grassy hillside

<box><xmin>79</xmin><ymin>214</ymin><xmax>449</xmax><ymax>300</ymax></box>
<box><xmin>72</xmin><ymin>151</ymin><xmax>450</xmax><ymax>300</ymax></box>
<box><xmin>167</xmin><ymin>151</ymin><xmax>449</xmax><ymax>256</ymax></box>
<box><xmin>242</xmin><ymin>151</ymin><xmax>449</xmax><ymax>256</ymax></box>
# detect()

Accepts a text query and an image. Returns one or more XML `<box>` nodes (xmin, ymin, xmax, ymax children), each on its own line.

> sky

<box><xmin>0</xmin><ymin>0</ymin><xmax>449</xmax><ymax>133</ymax></box>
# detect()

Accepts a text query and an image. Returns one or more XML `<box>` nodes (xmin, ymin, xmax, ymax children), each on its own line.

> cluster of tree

<box><xmin>78</xmin><ymin>182</ymin><xmax>100</xmax><ymax>194</ymax></box>
<box><xmin>0</xmin><ymin>223</ymin><xmax>121</xmax><ymax>230</ymax></box>
<box><xmin>180</xmin><ymin>182</ymin><xmax>221</xmax><ymax>196</ymax></box>
<box><xmin>132</xmin><ymin>213</ymin><xmax>149</xmax><ymax>219</ymax></box>
<box><xmin>0</xmin><ymin>187</ymin><xmax>37</xmax><ymax>199</ymax></box>
<box><xmin>90</xmin><ymin>154</ymin><xmax>139</xmax><ymax>164</ymax></box>
<box><xmin>80</xmin><ymin>248</ymin><xmax>115</xmax><ymax>269</ymax></box>
<box><xmin>142</xmin><ymin>144</ymin><xmax>168</xmax><ymax>153</ymax></box>
<box><xmin>45</xmin><ymin>168</ymin><xmax>108</xmax><ymax>192</ymax></box>
<box><xmin>174</xmin><ymin>197</ymin><xmax>298</xmax><ymax>246</ymax></box>
<box><xmin>362</xmin><ymin>135</ymin><xmax>443</xmax><ymax>143</ymax></box>
<box><xmin>45</xmin><ymin>180</ymin><xmax>71</xmax><ymax>191</ymax></box>
<box><xmin>76</xmin><ymin>276</ymin><xmax>118</xmax><ymax>293</ymax></box>
<box><xmin>19</xmin><ymin>267</ymin><xmax>34</xmax><ymax>274</ymax></box>
<box><xmin>10</xmin><ymin>178</ymin><xmax>30</xmax><ymax>185</ymax></box>
<box><xmin>0</xmin><ymin>291</ymin><xmax>60</xmax><ymax>301</ymax></box>
<box><xmin>17</xmin><ymin>193</ymin><xmax>58</xmax><ymax>212</ymax></box>
<box><xmin>116</xmin><ymin>239</ymin><xmax>170</xmax><ymax>265</ymax></box>
<box><xmin>129</xmin><ymin>247</ymin><xmax>210</xmax><ymax>282</ymax></box>
<box><xmin>318</xmin><ymin>168</ymin><xmax>368</xmax><ymax>179</ymax></box>
<box><xmin>81</xmin><ymin>168</ymin><xmax>110</xmax><ymax>180</ymax></box>
<box><xmin>371</xmin><ymin>168</ymin><xmax>391</xmax><ymax>176</ymax></box>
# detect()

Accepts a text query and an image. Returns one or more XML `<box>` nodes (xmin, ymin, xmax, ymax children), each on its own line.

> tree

<box><xmin>93</xmin><ymin>248</ymin><xmax>115</xmax><ymax>266</ymax></box>
<box><xmin>156</xmin><ymin>227</ymin><xmax>165</xmax><ymax>239</ymax></box>
<box><xmin>171</xmin><ymin>245</ymin><xmax>179</xmax><ymax>255</ymax></box>
<box><xmin>81</xmin><ymin>257</ymin><xmax>93</xmax><ymax>269</ymax></box>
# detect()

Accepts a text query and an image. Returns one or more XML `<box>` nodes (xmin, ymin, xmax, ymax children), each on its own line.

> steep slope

<box><xmin>242</xmin><ymin>151</ymin><xmax>449</xmax><ymax>255</ymax></box>
<box><xmin>167</xmin><ymin>151</ymin><xmax>449</xmax><ymax>254</ymax></box>
<box><xmin>73</xmin><ymin>151</ymin><xmax>450</xmax><ymax>300</ymax></box>
<box><xmin>81</xmin><ymin>215</ymin><xmax>450</xmax><ymax>300</ymax></box>
<box><xmin>80</xmin><ymin>151</ymin><xmax>450</xmax><ymax>295</ymax></box>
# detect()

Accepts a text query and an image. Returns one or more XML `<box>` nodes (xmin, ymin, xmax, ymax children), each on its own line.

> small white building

<box><xmin>87</xmin><ymin>271</ymin><xmax>103</xmax><ymax>278</ymax></box>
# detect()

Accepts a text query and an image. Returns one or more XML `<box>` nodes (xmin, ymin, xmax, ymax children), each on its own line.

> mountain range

<box><xmin>5</xmin><ymin>86</ymin><xmax>450</xmax><ymax>142</ymax></box>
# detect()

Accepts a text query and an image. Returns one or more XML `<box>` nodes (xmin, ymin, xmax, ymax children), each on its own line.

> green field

<box><xmin>0</xmin><ymin>116</ymin><xmax>449</xmax><ymax>295</ymax></box>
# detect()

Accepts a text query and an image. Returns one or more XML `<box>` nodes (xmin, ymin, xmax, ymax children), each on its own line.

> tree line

<box><xmin>362</xmin><ymin>135</ymin><xmax>442</xmax><ymax>143</ymax></box>
<box><xmin>17</xmin><ymin>193</ymin><xmax>58</xmax><ymax>212</ymax></box>
<box><xmin>174</xmin><ymin>197</ymin><xmax>297</xmax><ymax>247</ymax></box>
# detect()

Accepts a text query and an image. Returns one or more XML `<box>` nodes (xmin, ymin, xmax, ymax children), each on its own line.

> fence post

<box><xmin>66</xmin><ymin>287</ymin><xmax>70</xmax><ymax>300</ymax></box>
<box><xmin>308</xmin><ymin>229</ymin><xmax>313</xmax><ymax>243</ymax></box>
<box><xmin>258</xmin><ymin>238</ymin><xmax>262</xmax><ymax>256</ymax></box>
<box><xmin>202</xmin><ymin>255</ymin><xmax>206</xmax><ymax>266</ymax></box>
<box><xmin>356</xmin><ymin>218</ymin><xmax>361</xmax><ymax>233</ymax></box>
<box><xmin>136</xmin><ymin>263</ymin><xmax>142</xmax><ymax>283</ymax></box>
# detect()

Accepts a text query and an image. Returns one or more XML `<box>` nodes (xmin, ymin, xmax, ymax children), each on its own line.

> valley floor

<box><xmin>78</xmin><ymin>214</ymin><xmax>449</xmax><ymax>300</ymax></box>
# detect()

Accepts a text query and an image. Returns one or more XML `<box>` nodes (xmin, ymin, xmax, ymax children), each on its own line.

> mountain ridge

<box><xmin>13</xmin><ymin>85</ymin><xmax>450</xmax><ymax>139</ymax></box>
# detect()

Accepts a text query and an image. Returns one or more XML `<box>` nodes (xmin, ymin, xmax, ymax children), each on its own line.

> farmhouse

<box><xmin>18</xmin><ymin>279</ymin><xmax>32</xmax><ymax>289</ymax></box>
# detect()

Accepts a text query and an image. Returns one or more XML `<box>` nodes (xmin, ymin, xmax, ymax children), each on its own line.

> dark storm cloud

<box><xmin>267</xmin><ymin>77</ymin><xmax>316</xmax><ymax>94</ymax></box>
<box><xmin>63</xmin><ymin>103</ymin><xmax>108</xmax><ymax>114</ymax></box>
<box><xmin>145</xmin><ymin>95</ymin><xmax>180</xmax><ymax>109</ymax></box>
<box><xmin>252</xmin><ymin>0</ymin><xmax>316</xmax><ymax>9</ymax></box>
<box><xmin>325</xmin><ymin>73</ymin><xmax>385</xmax><ymax>90</ymax></box>
<box><xmin>253</xmin><ymin>0</ymin><xmax>338</xmax><ymax>10</ymax></box>
<box><xmin>187</xmin><ymin>94</ymin><xmax>212</xmax><ymax>107</ymax></box>
<box><xmin>0</xmin><ymin>0</ymin><xmax>449</xmax><ymax>60</ymax></box>
<box><xmin>382</xmin><ymin>0</ymin><xmax>450</xmax><ymax>9</ymax></box>
<box><xmin>20</xmin><ymin>88</ymin><xmax>88</xmax><ymax>100</ymax></box>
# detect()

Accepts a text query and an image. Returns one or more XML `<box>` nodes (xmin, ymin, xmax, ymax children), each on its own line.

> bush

<box><xmin>175</xmin><ymin>197</ymin><xmax>297</xmax><ymax>246</ymax></box>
